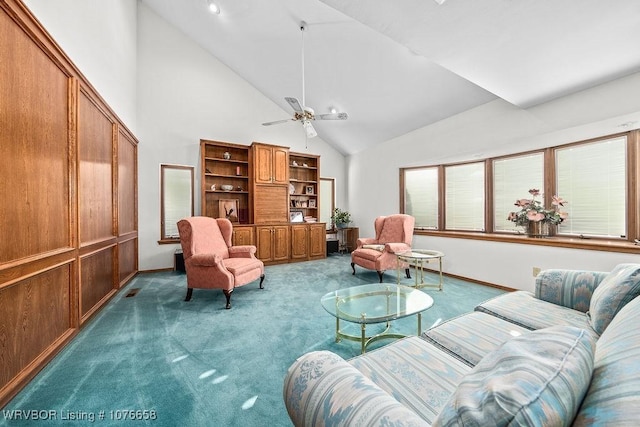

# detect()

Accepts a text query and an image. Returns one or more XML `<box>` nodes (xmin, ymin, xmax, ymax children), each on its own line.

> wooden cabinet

<box><xmin>290</xmin><ymin>224</ymin><xmax>309</xmax><ymax>260</ymax></box>
<box><xmin>197</xmin><ymin>141</ymin><xmax>326</xmax><ymax>265</ymax></box>
<box><xmin>289</xmin><ymin>152</ymin><xmax>320</xmax><ymax>222</ymax></box>
<box><xmin>309</xmin><ymin>223</ymin><xmax>327</xmax><ymax>259</ymax></box>
<box><xmin>291</xmin><ymin>223</ymin><xmax>327</xmax><ymax>260</ymax></box>
<box><xmin>253</xmin><ymin>142</ymin><xmax>288</xmax><ymax>185</ymax></box>
<box><xmin>256</xmin><ymin>225</ymin><xmax>290</xmax><ymax>263</ymax></box>
<box><xmin>232</xmin><ymin>225</ymin><xmax>254</xmax><ymax>246</ymax></box>
<box><xmin>201</xmin><ymin>140</ymin><xmax>251</xmax><ymax>223</ymax></box>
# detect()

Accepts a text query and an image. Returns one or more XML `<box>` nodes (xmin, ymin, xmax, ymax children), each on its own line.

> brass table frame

<box><xmin>396</xmin><ymin>250</ymin><xmax>445</xmax><ymax>291</ymax></box>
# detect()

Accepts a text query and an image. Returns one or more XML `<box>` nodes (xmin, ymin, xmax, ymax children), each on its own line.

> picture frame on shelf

<box><xmin>305</xmin><ymin>185</ymin><xmax>314</xmax><ymax>194</ymax></box>
<box><xmin>219</xmin><ymin>199</ymin><xmax>239</xmax><ymax>223</ymax></box>
<box><xmin>308</xmin><ymin>199</ymin><xmax>316</xmax><ymax>208</ymax></box>
<box><xmin>290</xmin><ymin>210</ymin><xmax>304</xmax><ymax>223</ymax></box>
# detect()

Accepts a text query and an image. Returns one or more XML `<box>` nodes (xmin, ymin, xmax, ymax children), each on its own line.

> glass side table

<box><xmin>396</xmin><ymin>250</ymin><xmax>445</xmax><ymax>291</ymax></box>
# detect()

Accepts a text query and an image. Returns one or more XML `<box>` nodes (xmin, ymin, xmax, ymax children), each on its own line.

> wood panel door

<box><xmin>255</xmin><ymin>225</ymin><xmax>289</xmax><ymax>263</ymax></box>
<box><xmin>232</xmin><ymin>226</ymin><xmax>254</xmax><ymax>246</ymax></box>
<box><xmin>290</xmin><ymin>225</ymin><xmax>308</xmax><ymax>260</ymax></box>
<box><xmin>309</xmin><ymin>223</ymin><xmax>326</xmax><ymax>259</ymax></box>
<box><xmin>253</xmin><ymin>143</ymin><xmax>288</xmax><ymax>184</ymax></box>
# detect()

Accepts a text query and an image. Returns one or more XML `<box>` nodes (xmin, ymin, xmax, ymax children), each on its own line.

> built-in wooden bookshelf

<box><xmin>289</xmin><ymin>152</ymin><xmax>320</xmax><ymax>223</ymax></box>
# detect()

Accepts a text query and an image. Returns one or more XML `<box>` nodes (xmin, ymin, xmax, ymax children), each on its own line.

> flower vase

<box><xmin>527</xmin><ymin>221</ymin><xmax>556</xmax><ymax>238</ymax></box>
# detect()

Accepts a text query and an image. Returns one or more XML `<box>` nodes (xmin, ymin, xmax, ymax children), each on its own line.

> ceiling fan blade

<box><xmin>285</xmin><ymin>97</ymin><xmax>304</xmax><ymax>113</ymax></box>
<box><xmin>317</xmin><ymin>112</ymin><xmax>348</xmax><ymax>121</ymax></box>
<box><xmin>262</xmin><ymin>118</ymin><xmax>292</xmax><ymax>126</ymax></box>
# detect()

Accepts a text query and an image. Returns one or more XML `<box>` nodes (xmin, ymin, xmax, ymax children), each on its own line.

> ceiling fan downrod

<box><xmin>300</xmin><ymin>21</ymin><xmax>306</xmax><ymax>108</ymax></box>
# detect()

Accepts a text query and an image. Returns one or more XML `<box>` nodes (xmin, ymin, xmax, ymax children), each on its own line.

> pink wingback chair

<box><xmin>351</xmin><ymin>214</ymin><xmax>415</xmax><ymax>283</ymax></box>
<box><xmin>177</xmin><ymin>216</ymin><xmax>265</xmax><ymax>309</ymax></box>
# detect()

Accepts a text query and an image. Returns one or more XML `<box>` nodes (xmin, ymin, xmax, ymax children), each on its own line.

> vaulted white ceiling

<box><xmin>141</xmin><ymin>0</ymin><xmax>640</xmax><ymax>155</ymax></box>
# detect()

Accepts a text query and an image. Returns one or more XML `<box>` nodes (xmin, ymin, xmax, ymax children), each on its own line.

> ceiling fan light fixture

<box><xmin>302</xmin><ymin>120</ymin><xmax>317</xmax><ymax>138</ymax></box>
<box><xmin>207</xmin><ymin>1</ymin><xmax>221</xmax><ymax>14</ymax></box>
<box><xmin>329</xmin><ymin>107</ymin><xmax>337</xmax><ymax>114</ymax></box>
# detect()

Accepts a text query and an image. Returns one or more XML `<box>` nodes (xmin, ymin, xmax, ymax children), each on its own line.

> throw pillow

<box><xmin>587</xmin><ymin>263</ymin><xmax>640</xmax><ymax>335</ymax></box>
<box><xmin>433</xmin><ymin>326</ymin><xmax>596</xmax><ymax>427</ymax></box>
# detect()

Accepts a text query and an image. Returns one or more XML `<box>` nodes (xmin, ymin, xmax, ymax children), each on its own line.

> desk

<box><xmin>396</xmin><ymin>250</ymin><xmax>444</xmax><ymax>290</ymax></box>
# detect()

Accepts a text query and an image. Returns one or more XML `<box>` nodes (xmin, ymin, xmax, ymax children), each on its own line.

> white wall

<box><xmin>136</xmin><ymin>3</ymin><xmax>346</xmax><ymax>270</ymax></box>
<box><xmin>349</xmin><ymin>73</ymin><xmax>640</xmax><ymax>291</ymax></box>
<box><xmin>23</xmin><ymin>0</ymin><xmax>138</xmax><ymax>131</ymax></box>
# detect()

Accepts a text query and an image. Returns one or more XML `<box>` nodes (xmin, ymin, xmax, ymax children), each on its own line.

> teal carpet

<box><xmin>2</xmin><ymin>255</ymin><xmax>504</xmax><ymax>426</ymax></box>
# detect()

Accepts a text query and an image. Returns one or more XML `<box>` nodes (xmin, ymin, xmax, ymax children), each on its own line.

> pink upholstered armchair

<box><xmin>351</xmin><ymin>214</ymin><xmax>415</xmax><ymax>283</ymax></box>
<box><xmin>177</xmin><ymin>216</ymin><xmax>265</xmax><ymax>309</ymax></box>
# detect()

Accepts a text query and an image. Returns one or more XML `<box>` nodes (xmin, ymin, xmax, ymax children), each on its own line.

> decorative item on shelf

<box><xmin>331</xmin><ymin>208</ymin><xmax>352</xmax><ymax>229</ymax></box>
<box><xmin>302</xmin><ymin>163</ymin><xmax>308</xmax><ymax>167</ymax></box>
<box><xmin>223</xmin><ymin>151</ymin><xmax>231</xmax><ymax>160</ymax></box>
<box><xmin>290</xmin><ymin>210</ymin><xmax>304</xmax><ymax>223</ymax></box>
<box><xmin>289</xmin><ymin>183</ymin><xmax>295</xmax><ymax>194</ymax></box>
<box><xmin>308</xmin><ymin>199</ymin><xmax>316</xmax><ymax>208</ymax></box>
<box><xmin>236</xmin><ymin>185</ymin><xmax>242</xmax><ymax>191</ymax></box>
<box><xmin>205</xmin><ymin>168</ymin><xmax>211</xmax><ymax>173</ymax></box>
<box><xmin>292</xmin><ymin>160</ymin><xmax>298</xmax><ymax>166</ymax></box>
<box><xmin>220</xmin><ymin>184</ymin><xmax>234</xmax><ymax>191</ymax></box>
<box><xmin>305</xmin><ymin>185</ymin><xmax>314</xmax><ymax>194</ymax></box>
<box><xmin>507</xmin><ymin>189</ymin><xmax>568</xmax><ymax>238</ymax></box>
<box><xmin>218</xmin><ymin>199</ymin><xmax>239</xmax><ymax>223</ymax></box>
<box><xmin>236</xmin><ymin>166</ymin><xmax>241</xmax><ymax>176</ymax></box>
<box><xmin>210</xmin><ymin>184</ymin><xmax>216</xmax><ymax>191</ymax></box>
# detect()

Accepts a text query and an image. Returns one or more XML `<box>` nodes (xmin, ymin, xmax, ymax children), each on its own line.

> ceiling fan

<box><xmin>262</xmin><ymin>21</ymin><xmax>348</xmax><ymax>138</ymax></box>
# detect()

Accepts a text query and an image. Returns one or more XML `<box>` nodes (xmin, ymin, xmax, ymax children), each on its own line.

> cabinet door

<box><xmin>272</xmin><ymin>146</ymin><xmax>289</xmax><ymax>184</ymax></box>
<box><xmin>290</xmin><ymin>225</ymin><xmax>308</xmax><ymax>260</ymax></box>
<box><xmin>232</xmin><ymin>226</ymin><xmax>254</xmax><ymax>246</ymax></box>
<box><xmin>254</xmin><ymin>185</ymin><xmax>288</xmax><ymax>223</ymax></box>
<box><xmin>273</xmin><ymin>225</ymin><xmax>290</xmax><ymax>262</ymax></box>
<box><xmin>255</xmin><ymin>226</ymin><xmax>274</xmax><ymax>261</ymax></box>
<box><xmin>309</xmin><ymin>224</ymin><xmax>326</xmax><ymax>259</ymax></box>
<box><xmin>254</xmin><ymin>144</ymin><xmax>273</xmax><ymax>184</ymax></box>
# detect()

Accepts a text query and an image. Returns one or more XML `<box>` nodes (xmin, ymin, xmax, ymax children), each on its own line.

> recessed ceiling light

<box><xmin>207</xmin><ymin>1</ymin><xmax>221</xmax><ymax>15</ymax></box>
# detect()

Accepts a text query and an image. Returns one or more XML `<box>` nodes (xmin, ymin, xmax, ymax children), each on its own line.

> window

<box><xmin>556</xmin><ymin>136</ymin><xmax>626</xmax><ymax>238</ymax></box>
<box><xmin>160</xmin><ymin>164</ymin><xmax>194</xmax><ymax>241</ymax></box>
<box><xmin>493</xmin><ymin>153</ymin><xmax>544</xmax><ymax>232</ymax></box>
<box><xmin>399</xmin><ymin>130</ymin><xmax>638</xmax><ymax>247</ymax></box>
<box><xmin>445</xmin><ymin>162</ymin><xmax>485</xmax><ymax>231</ymax></box>
<box><xmin>404</xmin><ymin>167</ymin><xmax>439</xmax><ymax>229</ymax></box>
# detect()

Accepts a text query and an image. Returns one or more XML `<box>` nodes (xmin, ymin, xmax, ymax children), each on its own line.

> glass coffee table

<box><xmin>396</xmin><ymin>250</ymin><xmax>445</xmax><ymax>290</ymax></box>
<box><xmin>321</xmin><ymin>283</ymin><xmax>434</xmax><ymax>353</ymax></box>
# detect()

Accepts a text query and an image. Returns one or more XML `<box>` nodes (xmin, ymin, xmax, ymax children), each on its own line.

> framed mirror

<box><xmin>160</xmin><ymin>164</ymin><xmax>194</xmax><ymax>242</ymax></box>
<box><xmin>320</xmin><ymin>177</ymin><xmax>335</xmax><ymax>230</ymax></box>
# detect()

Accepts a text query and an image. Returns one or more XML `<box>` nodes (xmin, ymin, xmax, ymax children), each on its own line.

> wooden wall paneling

<box><xmin>78</xmin><ymin>88</ymin><xmax>116</xmax><ymax>246</ymax></box>
<box><xmin>0</xmin><ymin>264</ymin><xmax>75</xmax><ymax>405</ymax></box>
<box><xmin>0</xmin><ymin>0</ymin><xmax>139</xmax><ymax>406</ymax></box>
<box><xmin>80</xmin><ymin>246</ymin><xmax>117</xmax><ymax>322</ymax></box>
<box><xmin>118</xmin><ymin>237</ymin><xmax>137</xmax><ymax>285</ymax></box>
<box><xmin>117</xmin><ymin>127</ymin><xmax>138</xmax><ymax>286</ymax></box>
<box><xmin>0</xmin><ymin>9</ymin><xmax>73</xmax><ymax>265</ymax></box>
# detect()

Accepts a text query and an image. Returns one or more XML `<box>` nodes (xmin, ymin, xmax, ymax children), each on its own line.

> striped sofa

<box><xmin>283</xmin><ymin>264</ymin><xmax>640</xmax><ymax>426</ymax></box>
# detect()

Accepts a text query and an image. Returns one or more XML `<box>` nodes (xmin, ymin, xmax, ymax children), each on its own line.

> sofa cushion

<box><xmin>433</xmin><ymin>326</ymin><xmax>596</xmax><ymax>427</ymax></box>
<box><xmin>587</xmin><ymin>263</ymin><xmax>640</xmax><ymax>335</ymax></box>
<box><xmin>349</xmin><ymin>336</ymin><xmax>472</xmax><ymax>424</ymax></box>
<box><xmin>422</xmin><ymin>311</ymin><xmax>529</xmax><ymax>367</ymax></box>
<box><xmin>574</xmin><ymin>296</ymin><xmax>640</xmax><ymax>425</ymax></box>
<box><xmin>475</xmin><ymin>291</ymin><xmax>591</xmax><ymax>331</ymax></box>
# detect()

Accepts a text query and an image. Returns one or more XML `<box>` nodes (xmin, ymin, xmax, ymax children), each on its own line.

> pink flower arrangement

<box><xmin>508</xmin><ymin>189</ymin><xmax>568</xmax><ymax>226</ymax></box>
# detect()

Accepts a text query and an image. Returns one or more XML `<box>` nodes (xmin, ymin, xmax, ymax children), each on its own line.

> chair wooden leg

<box><xmin>259</xmin><ymin>274</ymin><xmax>265</xmax><ymax>289</ymax></box>
<box><xmin>405</xmin><ymin>268</ymin><xmax>411</xmax><ymax>279</ymax></box>
<box><xmin>223</xmin><ymin>289</ymin><xmax>233</xmax><ymax>309</ymax></box>
<box><xmin>185</xmin><ymin>288</ymin><xmax>193</xmax><ymax>301</ymax></box>
<box><xmin>377</xmin><ymin>271</ymin><xmax>384</xmax><ymax>283</ymax></box>
<box><xmin>351</xmin><ymin>262</ymin><xmax>356</xmax><ymax>275</ymax></box>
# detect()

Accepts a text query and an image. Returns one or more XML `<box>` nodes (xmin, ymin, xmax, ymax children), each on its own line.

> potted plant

<box><xmin>331</xmin><ymin>208</ymin><xmax>352</xmax><ymax>229</ymax></box>
<box><xmin>507</xmin><ymin>189</ymin><xmax>568</xmax><ymax>237</ymax></box>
